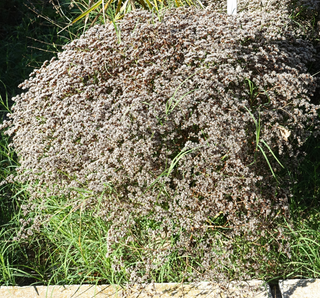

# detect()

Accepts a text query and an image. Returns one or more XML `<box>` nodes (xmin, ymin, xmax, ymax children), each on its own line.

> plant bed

<box><xmin>0</xmin><ymin>0</ymin><xmax>319</xmax><ymax>290</ymax></box>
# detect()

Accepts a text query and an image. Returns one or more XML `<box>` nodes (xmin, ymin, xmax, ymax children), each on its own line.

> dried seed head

<box><xmin>3</xmin><ymin>0</ymin><xmax>320</xmax><ymax>284</ymax></box>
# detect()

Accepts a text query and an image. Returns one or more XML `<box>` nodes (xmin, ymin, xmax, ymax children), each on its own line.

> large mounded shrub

<box><xmin>2</xmin><ymin>0</ymin><xmax>319</xmax><ymax>283</ymax></box>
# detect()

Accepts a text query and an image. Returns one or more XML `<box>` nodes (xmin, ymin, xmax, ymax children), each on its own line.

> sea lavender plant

<box><xmin>1</xmin><ymin>0</ymin><xmax>319</xmax><ymax>285</ymax></box>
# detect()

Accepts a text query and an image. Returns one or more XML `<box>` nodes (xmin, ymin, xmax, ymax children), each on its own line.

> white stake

<box><xmin>227</xmin><ymin>0</ymin><xmax>237</xmax><ymax>15</ymax></box>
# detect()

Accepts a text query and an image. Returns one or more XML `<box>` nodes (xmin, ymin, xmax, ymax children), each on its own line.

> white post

<box><xmin>227</xmin><ymin>0</ymin><xmax>237</xmax><ymax>15</ymax></box>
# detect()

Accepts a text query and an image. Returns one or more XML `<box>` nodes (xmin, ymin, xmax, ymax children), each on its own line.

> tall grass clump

<box><xmin>0</xmin><ymin>0</ymin><xmax>320</xmax><ymax>289</ymax></box>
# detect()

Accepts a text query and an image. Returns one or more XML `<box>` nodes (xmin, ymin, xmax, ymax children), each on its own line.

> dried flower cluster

<box><xmin>1</xmin><ymin>0</ymin><xmax>320</xmax><ymax>284</ymax></box>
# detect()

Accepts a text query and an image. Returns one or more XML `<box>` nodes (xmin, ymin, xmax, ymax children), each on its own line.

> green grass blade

<box><xmin>243</xmin><ymin>105</ymin><xmax>259</xmax><ymax>152</ymax></box>
<box><xmin>71</xmin><ymin>1</ymin><xmax>103</xmax><ymax>25</ymax></box>
<box><xmin>165</xmin><ymin>69</ymin><xmax>201</xmax><ymax>115</ymax></box>
<box><xmin>256</xmin><ymin>114</ymin><xmax>261</xmax><ymax>147</ymax></box>
<box><xmin>260</xmin><ymin>139</ymin><xmax>284</xmax><ymax>168</ymax></box>
<box><xmin>169</xmin><ymin>88</ymin><xmax>198</xmax><ymax>114</ymax></box>
<box><xmin>153</xmin><ymin>0</ymin><xmax>159</xmax><ymax>11</ymax></box>
<box><xmin>143</xmin><ymin>0</ymin><xmax>155</xmax><ymax>10</ymax></box>
<box><xmin>243</xmin><ymin>106</ymin><xmax>257</xmax><ymax>127</ymax></box>
<box><xmin>166</xmin><ymin>147</ymin><xmax>198</xmax><ymax>177</ymax></box>
<box><xmin>104</xmin><ymin>0</ymin><xmax>118</xmax><ymax>18</ymax></box>
<box><xmin>257</xmin><ymin>144</ymin><xmax>278</xmax><ymax>181</ymax></box>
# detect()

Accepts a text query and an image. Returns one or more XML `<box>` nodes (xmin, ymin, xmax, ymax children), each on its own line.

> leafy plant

<box><xmin>70</xmin><ymin>0</ymin><xmax>204</xmax><ymax>27</ymax></box>
<box><xmin>0</xmin><ymin>0</ymin><xmax>320</xmax><ymax>289</ymax></box>
<box><xmin>2</xmin><ymin>1</ymin><xmax>319</xmax><ymax>285</ymax></box>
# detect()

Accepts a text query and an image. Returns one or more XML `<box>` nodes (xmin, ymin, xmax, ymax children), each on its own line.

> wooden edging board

<box><xmin>2</xmin><ymin>279</ymin><xmax>320</xmax><ymax>297</ymax></box>
<box><xmin>0</xmin><ymin>280</ymin><xmax>271</xmax><ymax>297</ymax></box>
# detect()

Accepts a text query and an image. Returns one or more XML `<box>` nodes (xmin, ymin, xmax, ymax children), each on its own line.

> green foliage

<box><xmin>69</xmin><ymin>0</ymin><xmax>203</xmax><ymax>27</ymax></box>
